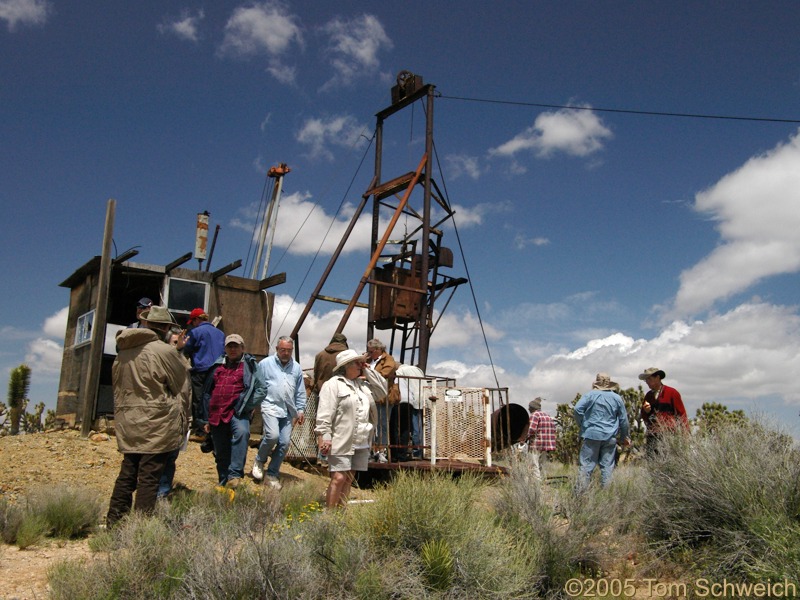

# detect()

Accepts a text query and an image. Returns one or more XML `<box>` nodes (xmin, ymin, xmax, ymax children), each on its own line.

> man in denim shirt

<box><xmin>574</xmin><ymin>373</ymin><xmax>630</xmax><ymax>489</ymax></box>
<box><xmin>251</xmin><ymin>336</ymin><xmax>307</xmax><ymax>489</ymax></box>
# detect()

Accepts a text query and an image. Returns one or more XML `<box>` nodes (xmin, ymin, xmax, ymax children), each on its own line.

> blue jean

<box><xmin>255</xmin><ymin>412</ymin><xmax>292</xmax><ymax>478</ymax></box>
<box><xmin>398</xmin><ymin>407</ymin><xmax>422</xmax><ymax>457</ymax></box>
<box><xmin>157</xmin><ymin>448</ymin><xmax>180</xmax><ymax>499</ymax></box>
<box><xmin>578</xmin><ymin>437</ymin><xmax>618</xmax><ymax>489</ymax></box>
<box><xmin>210</xmin><ymin>415</ymin><xmax>251</xmax><ymax>485</ymax></box>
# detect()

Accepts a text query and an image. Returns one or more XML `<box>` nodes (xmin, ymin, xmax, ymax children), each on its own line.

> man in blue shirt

<box><xmin>251</xmin><ymin>336</ymin><xmax>307</xmax><ymax>489</ymax></box>
<box><xmin>573</xmin><ymin>373</ymin><xmax>630</xmax><ymax>489</ymax></box>
<box><xmin>177</xmin><ymin>308</ymin><xmax>225</xmax><ymax>438</ymax></box>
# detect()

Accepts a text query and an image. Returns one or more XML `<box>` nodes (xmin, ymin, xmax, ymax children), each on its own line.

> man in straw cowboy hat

<box><xmin>573</xmin><ymin>373</ymin><xmax>630</xmax><ymax>490</ymax></box>
<box><xmin>108</xmin><ymin>306</ymin><xmax>190</xmax><ymax>525</ymax></box>
<box><xmin>638</xmin><ymin>367</ymin><xmax>688</xmax><ymax>454</ymax></box>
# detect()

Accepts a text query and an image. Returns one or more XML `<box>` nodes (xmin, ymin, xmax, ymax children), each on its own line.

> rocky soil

<box><xmin>0</xmin><ymin>428</ymin><xmax>334</xmax><ymax>599</ymax></box>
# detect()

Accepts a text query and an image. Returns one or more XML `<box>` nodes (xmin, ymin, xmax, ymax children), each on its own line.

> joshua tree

<box><xmin>7</xmin><ymin>364</ymin><xmax>31</xmax><ymax>435</ymax></box>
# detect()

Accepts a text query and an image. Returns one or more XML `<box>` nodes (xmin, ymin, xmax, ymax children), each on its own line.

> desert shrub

<box><xmin>26</xmin><ymin>484</ymin><xmax>102</xmax><ymax>538</ymax></box>
<box><xmin>15</xmin><ymin>512</ymin><xmax>48</xmax><ymax>549</ymax></box>
<box><xmin>50</xmin><ymin>513</ymin><xmax>191</xmax><ymax>600</ymax></box>
<box><xmin>1</xmin><ymin>485</ymin><xmax>101</xmax><ymax>546</ymax></box>
<box><xmin>0</xmin><ymin>497</ymin><xmax>23</xmax><ymax>544</ymax></box>
<box><xmin>356</xmin><ymin>470</ymin><xmax>537</xmax><ymax>599</ymax></box>
<box><xmin>51</xmin><ymin>484</ymin><xmax>332</xmax><ymax>600</ymax></box>
<box><xmin>496</xmin><ymin>454</ymin><xmax>651</xmax><ymax>596</ymax></box>
<box><xmin>642</xmin><ymin>421</ymin><xmax>800</xmax><ymax>581</ymax></box>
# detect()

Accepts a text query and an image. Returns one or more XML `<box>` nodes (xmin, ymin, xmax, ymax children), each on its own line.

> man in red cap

<box><xmin>177</xmin><ymin>308</ymin><xmax>225</xmax><ymax>438</ymax></box>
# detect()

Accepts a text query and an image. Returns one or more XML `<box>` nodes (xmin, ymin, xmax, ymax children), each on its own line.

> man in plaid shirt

<box><xmin>526</xmin><ymin>397</ymin><xmax>556</xmax><ymax>482</ymax></box>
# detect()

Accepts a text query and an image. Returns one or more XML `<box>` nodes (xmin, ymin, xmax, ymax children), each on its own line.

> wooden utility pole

<box><xmin>80</xmin><ymin>199</ymin><xmax>115</xmax><ymax>437</ymax></box>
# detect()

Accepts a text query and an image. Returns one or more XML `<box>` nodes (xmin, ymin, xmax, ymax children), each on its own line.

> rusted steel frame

<box><xmin>375</xmin><ymin>84</ymin><xmax>433</xmax><ymax>121</ymax></box>
<box><xmin>337</xmin><ymin>153</ymin><xmax>428</xmax><ymax>333</ymax></box>
<box><xmin>289</xmin><ymin>180</ymin><xmax>376</xmax><ymax>360</ymax></box>
<box><xmin>363</xmin><ymin>277</ymin><xmax>424</xmax><ymax>295</ymax></box>
<box><xmin>417</xmin><ymin>86</ymin><xmax>435</xmax><ymax>370</ymax></box>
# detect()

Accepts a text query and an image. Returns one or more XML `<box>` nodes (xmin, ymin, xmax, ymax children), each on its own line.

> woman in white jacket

<box><xmin>316</xmin><ymin>349</ymin><xmax>387</xmax><ymax>508</ymax></box>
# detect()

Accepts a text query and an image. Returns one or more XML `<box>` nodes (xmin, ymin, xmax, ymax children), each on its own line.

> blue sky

<box><xmin>2</xmin><ymin>1</ymin><xmax>799</xmax><ymax>434</ymax></box>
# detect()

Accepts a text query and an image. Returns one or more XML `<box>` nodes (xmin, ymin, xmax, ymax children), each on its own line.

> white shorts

<box><xmin>328</xmin><ymin>448</ymin><xmax>370</xmax><ymax>472</ymax></box>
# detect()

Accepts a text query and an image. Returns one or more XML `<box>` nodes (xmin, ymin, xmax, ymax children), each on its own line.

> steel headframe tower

<box><xmin>291</xmin><ymin>72</ymin><xmax>466</xmax><ymax>371</ymax></box>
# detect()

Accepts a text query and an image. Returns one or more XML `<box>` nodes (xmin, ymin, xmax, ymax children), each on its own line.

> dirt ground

<box><xmin>0</xmin><ymin>428</ymin><xmax>336</xmax><ymax>599</ymax></box>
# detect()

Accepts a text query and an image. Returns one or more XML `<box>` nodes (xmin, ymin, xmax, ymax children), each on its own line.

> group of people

<box><xmin>108</xmin><ymin>299</ymin><xmax>421</xmax><ymax>523</ymax></box>
<box><xmin>524</xmin><ymin>367</ymin><xmax>687</xmax><ymax>490</ymax></box>
<box><xmin>110</xmin><ymin>298</ymin><xmax>690</xmax><ymax>522</ymax></box>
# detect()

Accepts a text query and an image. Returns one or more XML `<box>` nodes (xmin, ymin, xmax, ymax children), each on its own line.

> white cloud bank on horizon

<box><xmin>670</xmin><ymin>129</ymin><xmax>800</xmax><ymax>318</ymax></box>
<box><xmin>433</xmin><ymin>301</ymin><xmax>800</xmax><ymax>422</ymax></box>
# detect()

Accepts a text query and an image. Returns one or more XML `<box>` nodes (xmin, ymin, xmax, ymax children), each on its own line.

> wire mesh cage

<box><xmin>423</xmin><ymin>386</ymin><xmax>490</xmax><ymax>463</ymax></box>
<box><xmin>287</xmin><ymin>390</ymin><xmax>319</xmax><ymax>461</ymax></box>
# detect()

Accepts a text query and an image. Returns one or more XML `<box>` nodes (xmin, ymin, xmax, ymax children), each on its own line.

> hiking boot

<box><xmin>200</xmin><ymin>436</ymin><xmax>215</xmax><ymax>454</ymax></box>
<box><xmin>251</xmin><ymin>461</ymin><xmax>264</xmax><ymax>482</ymax></box>
<box><xmin>226</xmin><ymin>477</ymin><xmax>242</xmax><ymax>489</ymax></box>
<box><xmin>265</xmin><ymin>475</ymin><xmax>282</xmax><ymax>490</ymax></box>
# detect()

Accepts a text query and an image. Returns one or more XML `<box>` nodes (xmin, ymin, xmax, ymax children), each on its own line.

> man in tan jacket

<box><xmin>366</xmin><ymin>338</ymin><xmax>399</xmax><ymax>462</ymax></box>
<box><xmin>107</xmin><ymin>306</ymin><xmax>190</xmax><ymax>526</ymax></box>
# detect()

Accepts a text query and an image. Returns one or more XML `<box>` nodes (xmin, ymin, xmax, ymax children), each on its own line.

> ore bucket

<box><xmin>491</xmin><ymin>403</ymin><xmax>529</xmax><ymax>452</ymax></box>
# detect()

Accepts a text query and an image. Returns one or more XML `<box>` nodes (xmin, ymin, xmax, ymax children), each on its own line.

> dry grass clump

<box><xmin>495</xmin><ymin>454</ymin><xmax>650</xmax><ymax>597</ymax></box>
<box><xmin>1</xmin><ymin>485</ymin><xmax>101</xmax><ymax>548</ymax></box>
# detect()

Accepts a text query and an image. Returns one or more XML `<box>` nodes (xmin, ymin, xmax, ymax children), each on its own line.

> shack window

<box><xmin>165</xmin><ymin>277</ymin><xmax>209</xmax><ymax>316</ymax></box>
<box><xmin>75</xmin><ymin>310</ymin><xmax>95</xmax><ymax>347</ymax></box>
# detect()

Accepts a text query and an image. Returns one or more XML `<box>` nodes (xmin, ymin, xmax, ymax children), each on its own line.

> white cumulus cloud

<box><xmin>489</xmin><ymin>106</ymin><xmax>612</xmax><ymax>160</ymax></box>
<box><xmin>218</xmin><ymin>1</ymin><xmax>303</xmax><ymax>82</ymax></box>
<box><xmin>670</xmin><ymin>130</ymin><xmax>800</xmax><ymax>318</ymax></box>
<box><xmin>445</xmin><ymin>154</ymin><xmax>482</xmax><ymax>180</ymax></box>
<box><xmin>0</xmin><ymin>0</ymin><xmax>50</xmax><ymax>31</ymax></box>
<box><xmin>320</xmin><ymin>13</ymin><xmax>392</xmax><ymax>86</ymax></box>
<box><xmin>42</xmin><ymin>306</ymin><xmax>68</xmax><ymax>340</ymax></box>
<box><xmin>295</xmin><ymin>114</ymin><xmax>370</xmax><ymax>160</ymax></box>
<box><xmin>157</xmin><ymin>8</ymin><xmax>204</xmax><ymax>42</ymax></box>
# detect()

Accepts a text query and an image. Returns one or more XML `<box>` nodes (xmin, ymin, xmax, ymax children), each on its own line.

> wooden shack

<box><xmin>56</xmin><ymin>254</ymin><xmax>283</xmax><ymax>428</ymax></box>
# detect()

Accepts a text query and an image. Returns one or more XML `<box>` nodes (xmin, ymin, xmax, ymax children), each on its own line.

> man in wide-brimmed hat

<box><xmin>108</xmin><ymin>306</ymin><xmax>190</xmax><ymax>526</ymax></box>
<box><xmin>573</xmin><ymin>373</ymin><xmax>630</xmax><ymax>490</ymax></box>
<box><xmin>638</xmin><ymin>367</ymin><xmax>688</xmax><ymax>453</ymax></box>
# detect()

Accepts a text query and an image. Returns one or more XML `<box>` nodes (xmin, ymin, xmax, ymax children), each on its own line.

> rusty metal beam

<box><xmin>336</xmin><ymin>153</ymin><xmax>428</xmax><ymax>333</ymax></box>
